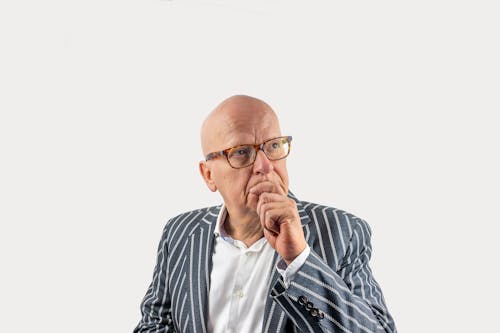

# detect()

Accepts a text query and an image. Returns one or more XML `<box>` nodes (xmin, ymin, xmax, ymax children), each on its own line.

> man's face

<box><xmin>200</xmin><ymin>102</ymin><xmax>289</xmax><ymax>215</ymax></box>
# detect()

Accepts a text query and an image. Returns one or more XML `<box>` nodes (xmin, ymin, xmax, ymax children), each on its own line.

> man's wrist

<box><xmin>284</xmin><ymin>242</ymin><xmax>308</xmax><ymax>266</ymax></box>
<box><xmin>276</xmin><ymin>245</ymin><xmax>311</xmax><ymax>287</ymax></box>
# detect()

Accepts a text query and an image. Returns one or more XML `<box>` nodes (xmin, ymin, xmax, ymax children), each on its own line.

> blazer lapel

<box><xmin>185</xmin><ymin>206</ymin><xmax>220</xmax><ymax>333</ymax></box>
<box><xmin>262</xmin><ymin>250</ymin><xmax>285</xmax><ymax>333</ymax></box>
<box><xmin>289</xmin><ymin>190</ymin><xmax>313</xmax><ymax>232</ymax></box>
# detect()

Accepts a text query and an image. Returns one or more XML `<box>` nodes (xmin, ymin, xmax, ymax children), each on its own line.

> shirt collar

<box><xmin>214</xmin><ymin>204</ymin><xmax>232</xmax><ymax>241</ymax></box>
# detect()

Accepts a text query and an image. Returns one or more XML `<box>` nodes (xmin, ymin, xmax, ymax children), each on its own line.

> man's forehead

<box><xmin>210</xmin><ymin>116</ymin><xmax>280</xmax><ymax>147</ymax></box>
<box><xmin>201</xmin><ymin>96</ymin><xmax>281</xmax><ymax>153</ymax></box>
<box><xmin>223</xmin><ymin>125</ymin><xmax>280</xmax><ymax>147</ymax></box>
<box><xmin>205</xmin><ymin>96</ymin><xmax>277</xmax><ymax>127</ymax></box>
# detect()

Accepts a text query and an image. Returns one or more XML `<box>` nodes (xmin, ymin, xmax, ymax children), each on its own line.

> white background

<box><xmin>0</xmin><ymin>1</ymin><xmax>499</xmax><ymax>332</ymax></box>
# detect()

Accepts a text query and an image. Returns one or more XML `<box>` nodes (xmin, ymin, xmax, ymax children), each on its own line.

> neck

<box><xmin>224</xmin><ymin>207</ymin><xmax>263</xmax><ymax>247</ymax></box>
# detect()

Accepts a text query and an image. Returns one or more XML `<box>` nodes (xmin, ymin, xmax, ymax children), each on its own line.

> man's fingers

<box><xmin>257</xmin><ymin>196</ymin><xmax>290</xmax><ymax>219</ymax></box>
<box><xmin>261</xmin><ymin>208</ymin><xmax>282</xmax><ymax>234</ymax></box>
<box><xmin>256</xmin><ymin>192</ymin><xmax>288</xmax><ymax>214</ymax></box>
<box><xmin>249</xmin><ymin>180</ymin><xmax>286</xmax><ymax>197</ymax></box>
<box><xmin>259</xmin><ymin>204</ymin><xmax>294</xmax><ymax>234</ymax></box>
<box><xmin>263</xmin><ymin>225</ymin><xmax>278</xmax><ymax>237</ymax></box>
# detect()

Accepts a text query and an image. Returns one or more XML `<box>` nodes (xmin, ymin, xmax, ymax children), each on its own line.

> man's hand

<box><xmin>250</xmin><ymin>181</ymin><xmax>307</xmax><ymax>265</ymax></box>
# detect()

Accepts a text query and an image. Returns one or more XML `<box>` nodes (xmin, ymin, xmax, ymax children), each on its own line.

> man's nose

<box><xmin>253</xmin><ymin>149</ymin><xmax>274</xmax><ymax>175</ymax></box>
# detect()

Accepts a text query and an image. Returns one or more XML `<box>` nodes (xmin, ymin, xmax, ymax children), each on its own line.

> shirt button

<box><xmin>234</xmin><ymin>288</ymin><xmax>244</xmax><ymax>298</ymax></box>
<box><xmin>245</xmin><ymin>252</ymin><xmax>253</xmax><ymax>257</ymax></box>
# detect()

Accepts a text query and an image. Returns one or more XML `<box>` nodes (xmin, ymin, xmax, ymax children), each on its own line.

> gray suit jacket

<box><xmin>134</xmin><ymin>192</ymin><xmax>396</xmax><ymax>333</ymax></box>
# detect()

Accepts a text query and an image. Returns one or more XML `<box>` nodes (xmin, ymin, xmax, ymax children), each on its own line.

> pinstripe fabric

<box><xmin>134</xmin><ymin>192</ymin><xmax>396</xmax><ymax>333</ymax></box>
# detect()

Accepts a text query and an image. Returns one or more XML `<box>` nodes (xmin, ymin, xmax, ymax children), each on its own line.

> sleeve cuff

<box><xmin>276</xmin><ymin>245</ymin><xmax>311</xmax><ymax>287</ymax></box>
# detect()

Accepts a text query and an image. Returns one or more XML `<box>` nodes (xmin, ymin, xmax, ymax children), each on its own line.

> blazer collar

<box><xmin>184</xmin><ymin>206</ymin><xmax>220</xmax><ymax>333</ymax></box>
<box><xmin>287</xmin><ymin>190</ymin><xmax>312</xmax><ymax>227</ymax></box>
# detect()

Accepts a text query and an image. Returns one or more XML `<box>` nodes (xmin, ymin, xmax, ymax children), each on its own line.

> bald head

<box><xmin>200</xmin><ymin>95</ymin><xmax>281</xmax><ymax>156</ymax></box>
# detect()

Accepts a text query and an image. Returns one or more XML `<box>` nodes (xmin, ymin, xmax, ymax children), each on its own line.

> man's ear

<box><xmin>199</xmin><ymin>161</ymin><xmax>217</xmax><ymax>192</ymax></box>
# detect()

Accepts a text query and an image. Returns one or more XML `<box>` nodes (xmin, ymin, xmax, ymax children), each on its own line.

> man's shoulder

<box><xmin>162</xmin><ymin>205</ymin><xmax>221</xmax><ymax>234</ymax></box>
<box><xmin>297</xmin><ymin>199</ymin><xmax>371</xmax><ymax>237</ymax></box>
<box><xmin>299</xmin><ymin>200</ymin><xmax>364</xmax><ymax>221</ymax></box>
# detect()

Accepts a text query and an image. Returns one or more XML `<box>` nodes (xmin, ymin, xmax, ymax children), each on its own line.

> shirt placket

<box><xmin>226</xmin><ymin>240</ymin><xmax>246</xmax><ymax>333</ymax></box>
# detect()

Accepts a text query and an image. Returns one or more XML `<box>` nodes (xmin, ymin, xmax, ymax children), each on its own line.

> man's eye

<box><xmin>267</xmin><ymin>141</ymin><xmax>282</xmax><ymax>151</ymax></box>
<box><xmin>236</xmin><ymin>149</ymin><xmax>248</xmax><ymax>155</ymax></box>
<box><xmin>230</xmin><ymin>147</ymin><xmax>251</xmax><ymax>158</ymax></box>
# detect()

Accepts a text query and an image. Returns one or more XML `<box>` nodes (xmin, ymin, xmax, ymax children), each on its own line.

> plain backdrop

<box><xmin>0</xmin><ymin>1</ymin><xmax>499</xmax><ymax>332</ymax></box>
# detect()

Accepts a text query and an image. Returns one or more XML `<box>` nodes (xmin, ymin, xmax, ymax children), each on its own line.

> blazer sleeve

<box><xmin>133</xmin><ymin>224</ymin><xmax>175</xmax><ymax>333</ymax></box>
<box><xmin>270</xmin><ymin>219</ymin><xmax>397</xmax><ymax>333</ymax></box>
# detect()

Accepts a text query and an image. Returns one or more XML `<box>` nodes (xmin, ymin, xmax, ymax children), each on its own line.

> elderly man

<box><xmin>134</xmin><ymin>95</ymin><xmax>396</xmax><ymax>333</ymax></box>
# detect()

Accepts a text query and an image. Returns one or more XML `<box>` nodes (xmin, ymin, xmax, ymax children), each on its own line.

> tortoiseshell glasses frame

<box><xmin>205</xmin><ymin>135</ymin><xmax>293</xmax><ymax>169</ymax></box>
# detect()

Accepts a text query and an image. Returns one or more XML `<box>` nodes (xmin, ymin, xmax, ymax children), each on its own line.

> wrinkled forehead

<box><xmin>220</xmin><ymin>112</ymin><xmax>281</xmax><ymax>147</ymax></box>
<box><xmin>202</xmin><ymin>106</ymin><xmax>282</xmax><ymax>154</ymax></box>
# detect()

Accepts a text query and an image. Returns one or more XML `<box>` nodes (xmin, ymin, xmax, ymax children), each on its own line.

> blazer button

<box><xmin>310</xmin><ymin>308</ymin><xmax>319</xmax><ymax>317</ymax></box>
<box><xmin>298</xmin><ymin>296</ymin><xmax>308</xmax><ymax>305</ymax></box>
<box><xmin>306</xmin><ymin>302</ymin><xmax>314</xmax><ymax>310</ymax></box>
<box><xmin>318</xmin><ymin>312</ymin><xmax>324</xmax><ymax>320</ymax></box>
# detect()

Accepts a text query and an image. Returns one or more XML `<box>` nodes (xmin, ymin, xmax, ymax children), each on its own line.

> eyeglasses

<box><xmin>205</xmin><ymin>136</ymin><xmax>292</xmax><ymax>169</ymax></box>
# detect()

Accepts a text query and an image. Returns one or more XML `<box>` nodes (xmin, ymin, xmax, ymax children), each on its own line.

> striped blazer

<box><xmin>134</xmin><ymin>192</ymin><xmax>396</xmax><ymax>333</ymax></box>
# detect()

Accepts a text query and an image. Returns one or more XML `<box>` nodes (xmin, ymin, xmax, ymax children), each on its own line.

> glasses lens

<box><xmin>227</xmin><ymin>145</ymin><xmax>256</xmax><ymax>168</ymax></box>
<box><xmin>264</xmin><ymin>137</ymin><xmax>290</xmax><ymax>160</ymax></box>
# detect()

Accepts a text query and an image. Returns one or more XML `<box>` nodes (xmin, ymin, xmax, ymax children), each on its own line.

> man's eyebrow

<box><xmin>223</xmin><ymin>138</ymin><xmax>255</xmax><ymax>148</ymax></box>
<box><xmin>222</xmin><ymin>142</ymin><xmax>251</xmax><ymax>150</ymax></box>
<box><xmin>228</xmin><ymin>137</ymin><xmax>281</xmax><ymax>148</ymax></box>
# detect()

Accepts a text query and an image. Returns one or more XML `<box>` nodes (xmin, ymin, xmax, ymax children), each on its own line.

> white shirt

<box><xmin>207</xmin><ymin>205</ymin><xmax>310</xmax><ymax>333</ymax></box>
